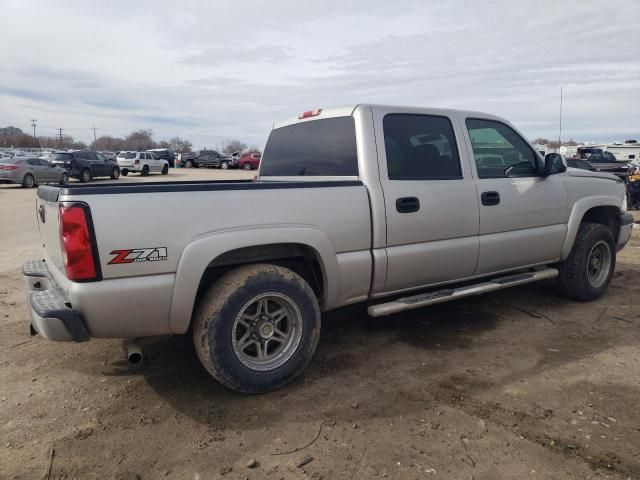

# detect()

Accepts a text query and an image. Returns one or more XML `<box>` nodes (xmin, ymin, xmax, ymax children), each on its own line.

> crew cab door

<box><xmin>374</xmin><ymin>109</ymin><xmax>480</xmax><ymax>293</ymax></box>
<box><xmin>461</xmin><ymin>116</ymin><xmax>567</xmax><ymax>274</ymax></box>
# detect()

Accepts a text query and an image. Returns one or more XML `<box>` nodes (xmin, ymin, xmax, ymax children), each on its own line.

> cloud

<box><xmin>0</xmin><ymin>0</ymin><xmax>638</xmax><ymax>147</ymax></box>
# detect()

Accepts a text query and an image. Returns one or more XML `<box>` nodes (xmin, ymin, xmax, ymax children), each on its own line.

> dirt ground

<box><xmin>1</xmin><ymin>170</ymin><xmax>639</xmax><ymax>480</ymax></box>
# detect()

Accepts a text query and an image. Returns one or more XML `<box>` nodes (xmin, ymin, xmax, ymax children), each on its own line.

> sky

<box><xmin>0</xmin><ymin>0</ymin><xmax>638</xmax><ymax>149</ymax></box>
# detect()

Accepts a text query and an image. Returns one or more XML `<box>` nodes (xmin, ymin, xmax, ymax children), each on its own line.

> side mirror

<box><xmin>543</xmin><ymin>153</ymin><xmax>566</xmax><ymax>176</ymax></box>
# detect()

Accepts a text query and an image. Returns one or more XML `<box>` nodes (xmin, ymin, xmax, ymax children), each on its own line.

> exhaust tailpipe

<box><xmin>123</xmin><ymin>340</ymin><xmax>143</xmax><ymax>365</ymax></box>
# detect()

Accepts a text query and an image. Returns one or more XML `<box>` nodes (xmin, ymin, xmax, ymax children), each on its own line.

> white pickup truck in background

<box><xmin>24</xmin><ymin>104</ymin><xmax>633</xmax><ymax>393</ymax></box>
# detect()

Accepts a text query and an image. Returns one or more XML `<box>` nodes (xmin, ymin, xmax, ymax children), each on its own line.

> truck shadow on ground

<box><xmin>112</xmin><ymin>279</ymin><xmax>638</xmax><ymax>432</ymax></box>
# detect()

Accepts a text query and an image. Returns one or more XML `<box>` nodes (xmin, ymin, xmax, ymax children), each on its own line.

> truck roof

<box><xmin>273</xmin><ymin>104</ymin><xmax>507</xmax><ymax>129</ymax></box>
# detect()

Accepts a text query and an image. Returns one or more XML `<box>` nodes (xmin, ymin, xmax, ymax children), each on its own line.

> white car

<box><xmin>116</xmin><ymin>151</ymin><xmax>169</xmax><ymax>176</ymax></box>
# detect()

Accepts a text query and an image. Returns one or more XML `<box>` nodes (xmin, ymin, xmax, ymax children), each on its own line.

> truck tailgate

<box><xmin>36</xmin><ymin>186</ymin><xmax>65</xmax><ymax>273</ymax></box>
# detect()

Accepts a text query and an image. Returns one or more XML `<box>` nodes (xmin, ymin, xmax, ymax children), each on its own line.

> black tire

<box><xmin>193</xmin><ymin>264</ymin><xmax>321</xmax><ymax>393</ymax></box>
<box><xmin>60</xmin><ymin>172</ymin><xmax>69</xmax><ymax>185</ymax></box>
<box><xmin>557</xmin><ymin>222</ymin><xmax>616</xmax><ymax>301</ymax></box>
<box><xmin>121</xmin><ymin>169</ymin><xmax>129</xmax><ymax>176</ymax></box>
<box><xmin>110</xmin><ymin>167</ymin><xmax>120</xmax><ymax>180</ymax></box>
<box><xmin>161</xmin><ymin>164</ymin><xmax>169</xmax><ymax>175</ymax></box>
<box><xmin>184</xmin><ymin>160</ymin><xmax>194</xmax><ymax>168</ymax></box>
<box><xmin>242</xmin><ymin>162</ymin><xmax>252</xmax><ymax>170</ymax></box>
<box><xmin>141</xmin><ymin>165</ymin><xmax>149</xmax><ymax>176</ymax></box>
<box><xmin>80</xmin><ymin>169</ymin><xmax>91</xmax><ymax>183</ymax></box>
<box><xmin>220</xmin><ymin>161</ymin><xmax>229</xmax><ymax>170</ymax></box>
<box><xmin>22</xmin><ymin>174</ymin><xmax>35</xmax><ymax>188</ymax></box>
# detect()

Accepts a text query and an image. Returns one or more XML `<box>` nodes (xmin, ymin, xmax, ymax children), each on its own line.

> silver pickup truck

<box><xmin>24</xmin><ymin>105</ymin><xmax>634</xmax><ymax>393</ymax></box>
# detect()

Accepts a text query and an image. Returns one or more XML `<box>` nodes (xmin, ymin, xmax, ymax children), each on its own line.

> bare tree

<box><xmin>125</xmin><ymin>129</ymin><xmax>155</xmax><ymax>151</ymax></box>
<box><xmin>169</xmin><ymin>136</ymin><xmax>193</xmax><ymax>153</ymax></box>
<box><xmin>222</xmin><ymin>139</ymin><xmax>247</xmax><ymax>154</ymax></box>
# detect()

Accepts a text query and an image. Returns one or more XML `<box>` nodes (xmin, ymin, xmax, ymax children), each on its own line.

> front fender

<box><xmin>168</xmin><ymin>225</ymin><xmax>339</xmax><ymax>334</ymax></box>
<box><xmin>561</xmin><ymin>195</ymin><xmax>622</xmax><ymax>259</ymax></box>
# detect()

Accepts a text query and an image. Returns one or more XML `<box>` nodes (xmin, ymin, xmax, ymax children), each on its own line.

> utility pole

<box><xmin>92</xmin><ymin>123</ymin><xmax>98</xmax><ymax>150</ymax></box>
<box><xmin>558</xmin><ymin>86</ymin><xmax>563</xmax><ymax>150</ymax></box>
<box><xmin>58</xmin><ymin>128</ymin><xmax>64</xmax><ymax>149</ymax></box>
<box><xmin>31</xmin><ymin>119</ymin><xmax>37</xmax><ymax>138</ymax></box>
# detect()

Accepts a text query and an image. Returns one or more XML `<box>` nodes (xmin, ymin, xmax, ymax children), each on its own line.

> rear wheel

<box><xmin>242</xmin><ymin>162</ymin><xmax>252</xmax><ymax>170</ymax></box>
<box><xmin>184</xmin><ymin>160</ymin><xmax>194</xmax><ymax>168</ymax></box>
<box><xmin>22</xmin><ymin>174</ymin><xmax>35</xmax><ymax>188</ymax></box>
<box><xmin>193</xmin><ymin>264</ymin><xmax>321</xmax><ymax>393</ymax></box>
<box><xmin>141</xmin><ymin>165</ymin><xmax>149</xmax><ymax>176</ymax></box>
<box><xmin>60</xmin><ymin>172</ymin><xmax>69</xmax><ymax>185</ymax></box>
<box><xmin>110</xmin><ymin>167</ymin><xmax>120</xmax><ymax>180</ymax></box>
<box><xmin>557</xmin><ymin>222</ymin><xmax>616</xmax><ymax>301</ymax></box>
<box><xmin>121</xmin><ymin>169</ymin><xmax>129</xmax><ymax>176</ymax></box>
<box><xmin>80</xmin><ymin>169</ymin><xmax>91</xmax><ymax>183</ymax></box>
<box><xmin>161</xmin><ymin>164</ymin><xmax>169</xmax><ymax>175</ymax></box>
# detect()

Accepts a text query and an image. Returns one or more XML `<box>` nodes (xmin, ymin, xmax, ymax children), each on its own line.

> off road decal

<box><xmin>108</xmin><ymin>247</ymin><xmax>168</xmax><ymax>265</ymax></box>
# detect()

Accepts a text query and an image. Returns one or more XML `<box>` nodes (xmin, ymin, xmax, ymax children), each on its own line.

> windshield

<box><xmin>118</xmin><ymin>152</ymin><xmax>136</xmax><ymax>159</ymax></box>
<box><xmin>260</xmin><ymin>117</ymin><xmax>358</xmax><ymax>176</ymax></box>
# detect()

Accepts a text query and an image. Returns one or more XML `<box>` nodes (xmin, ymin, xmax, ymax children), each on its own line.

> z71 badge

<box><xmin>108</xmin><ymin>247</ymin><xmax>168</xmax><ymax>265</ymax></box>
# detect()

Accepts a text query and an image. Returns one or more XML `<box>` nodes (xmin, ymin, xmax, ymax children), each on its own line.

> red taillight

<box><xmin>134</xmin><ymin>159</ymin><xmax>140</xmax><ymax>165</ymax></box>
<box><xmin>0</xmin><ymin>165</ymin><xmax>18</xmax><ymax>170</ymax></box>
<box><xmin>59</xmin><ymin>204</ymin><xmax>98</xmax><ymax>281</ymax></box>
<box><xmin>298</xmin><ymin>108</ymin><xmax>322</xmax><ymax>119</ymax></box>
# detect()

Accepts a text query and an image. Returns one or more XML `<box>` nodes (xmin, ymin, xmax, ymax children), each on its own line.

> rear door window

<box><xmin>383</xmin><ymin>114</ymin><xmax>462</xmax><ymax>180</ymax></box>
<box><xmin>261</xmin><ymin>117</ymin><xmax>358</xmax><ymax>176</ymax></box>
<box><xmin>51</xmin><ymin>153</ymin><xmax>72</xmax><ymax>162</ymax></box>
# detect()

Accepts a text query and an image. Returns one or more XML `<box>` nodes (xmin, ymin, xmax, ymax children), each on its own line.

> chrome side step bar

<box><xmin>367</xmin><ymin>267</ymin><xmax>559</xmax><ymax>317</ymax></box>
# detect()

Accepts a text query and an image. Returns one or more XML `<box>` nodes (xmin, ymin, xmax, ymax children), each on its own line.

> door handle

<box><xmin>396</xmin><ymin>197</ymin><xmax>420</xmax><ymax>213</ymax></box>
<box><xmin>481</xmin><ymin>191</ymin><xmax>500</xmax><ymax>206</ymax></box>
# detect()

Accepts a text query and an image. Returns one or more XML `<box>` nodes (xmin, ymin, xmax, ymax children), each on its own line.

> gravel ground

<box><xmin>1</xmin><ymin>169</ymin><xmax>639</xmax><ymax>479</ymax></box>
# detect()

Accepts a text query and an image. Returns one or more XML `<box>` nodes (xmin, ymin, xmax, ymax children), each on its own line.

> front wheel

<box><xmin>110</xmin><ymin>167</ymin><xmax>120</xmax><ymax>180</ymax></box>
<box><xmin>220</xmin><ymin>161</ymin><xmax>229</xmax><ymax>170</ymax></box>
<box><xmin>161</xmin><ymin>164</ymin><xmax>169</xmax><ymax>175</ymax></box>
<box><xmin>557</xmin><ymin>222</ymin><xmax>616</xmax><ymax>301</ymax></box>
<box><xmin>60</xmin><ymin>172</ymin><xmax>69</xmax><ymax>185</ymax></box>
<box><xmin>193</xmin><ymin>264</ymin><xmax>321</xmax><ymax>393</ymax></box>
<box><xmin>184</xmin><ymin>160</ymin><xmax>194</xmax><ymax>168</ymax></box>
<box><xmin>242</xmin><ymin>162</ymin><xmax>252</xmax><ymax>170</ymax></box>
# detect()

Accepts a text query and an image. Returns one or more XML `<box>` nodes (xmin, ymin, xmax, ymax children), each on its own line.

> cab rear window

<box><xmin>260</xmin><ymin>117</ymin><xmax>358</xmax><ymax>176</ymax></box>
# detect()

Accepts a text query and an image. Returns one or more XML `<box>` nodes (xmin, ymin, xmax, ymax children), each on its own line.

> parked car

<box><xmin>117</xmin><ymin>151</ymin><xmax>169</xmax><ymax>176</ymax></box>
<box><xmin>566</xmin><ymin>158</ymin><xmax>597</xmax><ymax>171</ymax></box>
<box><xmin>147</xmin><ymin>148</ymin><xmax>176</xmax><ymax>167</ymax></box>
<box><xmin>25</xmin><ymin>104</ymin><xmax>633</xmax><ymax>394</ymax></box>
<box><xmin>237</xmin><ymin>152</ymin><xmax>261</xmax><ymax>170</ymax></box>
<box><xmin>180</xmin><ymin>150</ymin><xmax>236</xmax><ymax>169</ymax></box>
<box><xmin>577</xmin><ymin>146</ymin><xmax>604</xmax><ymax>159</ymax></box>
<box><xmin>49</xmin><ymin>150</ymin><xmax>120</xmax><ymax>183</ymax></box>
<box><xmin>0</xmin><ymin>157</ymin><xmax>68</xmax><ymax>187</ymax></box>
<box><xmin>582</xmin><ymin>152</ymin><xmax>630</xmax><ymax>178</ymax></box>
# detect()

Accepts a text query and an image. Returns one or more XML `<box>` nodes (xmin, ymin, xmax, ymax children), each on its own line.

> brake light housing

<box><xmin>59</xmin><ymin>203</ymin><xmax>101</xmax><ymax>282</ymax></box>
<box><xmin>0</xmin><ymin>165</ymin><xmax>18</xmax><ymax>170</ymax></box>
<box><xmin>298</xmin><ymin>108</ymin><xmax>322</xmax><ymax>119</ymax></box>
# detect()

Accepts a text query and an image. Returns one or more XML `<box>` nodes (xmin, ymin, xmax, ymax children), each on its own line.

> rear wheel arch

<box><xmin>168</xmin><ymin>231</ymin><xmax>339</xmax><ymax>335</ymax></box>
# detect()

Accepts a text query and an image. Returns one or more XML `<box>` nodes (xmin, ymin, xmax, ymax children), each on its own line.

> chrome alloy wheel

<box><xmin>586</xmin><ymin>240</ymin><xmax>611</xmax><ymax>288</ymax></box>
<box><xmin>232</xmin><ymin>292</ymin><xmax>303</xmax><ymax>371</ymax></box>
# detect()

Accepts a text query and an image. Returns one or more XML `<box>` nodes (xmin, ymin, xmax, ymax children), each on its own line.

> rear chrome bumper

<box><xmin>617</xmin><ymin>212</ymin><xmax>635</xmax><ymax>251</ymax></box>
<box><xmin>23</xmin><ymin>260</ymin><xmax>89</xmax><ymax>342</ymax></box>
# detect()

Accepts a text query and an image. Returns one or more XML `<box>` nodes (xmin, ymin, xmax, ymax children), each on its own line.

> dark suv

<box><xmin>50</xmin><ymin>150</ymin><xmax>120</xmax><ymax>183</ymax></box>
<box><xmin>147</xmin><ymin>148</ymin><xmax>176</xmax><ymax>167</ymax></box>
